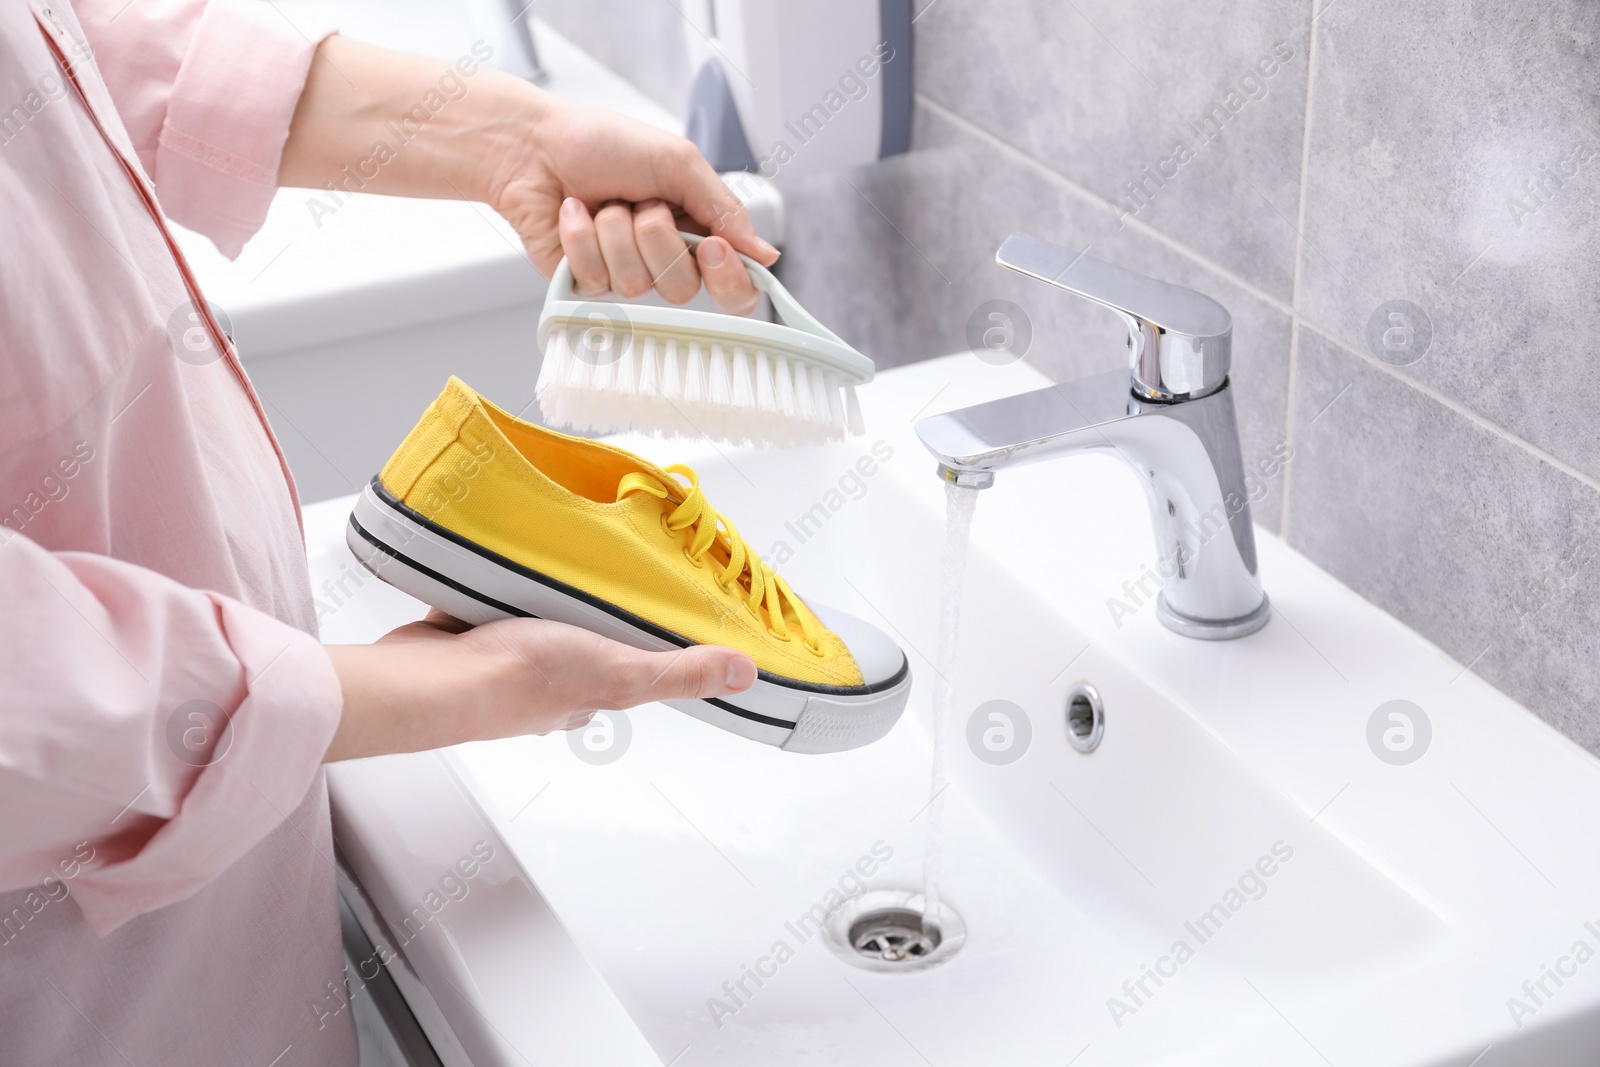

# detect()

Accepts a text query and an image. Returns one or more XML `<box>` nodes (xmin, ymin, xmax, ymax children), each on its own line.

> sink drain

<box><xmin>852</xmin><ymin>908</ymin><xmax>937</xmax><ymax>962</ymax></box>
<box><xmin>826</xmin><ymin>890</ymin><xmax>965</xmax><ymax>973</ymax></box>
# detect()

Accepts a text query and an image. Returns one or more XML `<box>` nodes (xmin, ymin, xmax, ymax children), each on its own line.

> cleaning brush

<box><xmin>535</xmin><ymin>232</ymin><xmax>874</xmax><ymax>447</ymax></box>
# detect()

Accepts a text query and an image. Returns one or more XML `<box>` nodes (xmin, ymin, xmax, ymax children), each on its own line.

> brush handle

<box><xmin>547</xmin><ymin>231</ymin><xmax>850</xmax><ymax>348</ymax></box>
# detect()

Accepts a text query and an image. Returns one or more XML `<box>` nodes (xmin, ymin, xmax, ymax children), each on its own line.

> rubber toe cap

<box><xmin>812</xmin><ymin>604</ymin><xmax>908</xmax><ymax>687</ymax></box>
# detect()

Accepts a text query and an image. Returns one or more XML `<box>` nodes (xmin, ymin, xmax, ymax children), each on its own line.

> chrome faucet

<box><xmin>915</xmin><ymin>234</ymin><xmax>1270</xmax><ymax>640</ymax></box>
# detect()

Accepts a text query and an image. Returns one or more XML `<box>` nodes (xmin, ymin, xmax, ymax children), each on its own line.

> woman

<box><xmin>0</xmin><ymin>0</ymin><xmax>771</xmax><ymax>1061</ymax></box>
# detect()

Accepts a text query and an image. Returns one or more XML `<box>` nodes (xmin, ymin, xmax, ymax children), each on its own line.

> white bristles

<box><xmin>535</xmin><ymin>327</ymin><xmax>567</xmax><ymax>423</ymax></box>
<box><xmin>709</xmin><ymin>343</ymin><xmax>732</xmax><ymax>406</ymax></box>
<box><xmin>637</xmin><ymin>335</ymin><xmax>661</xmax><ymax>436</ymax></box>
<box><xmin>845</xmin><ymin>384</ymin><xmax>864</xmax><ymax>436</ymax></box>
<box><xmin>732</xmin><ymin>346</ymin><xmax>754</xmax><ymax>409</ymax></box>
<box><xmin>684</xmin><ymin>341</ymin><xmax>706</xmax><ymax>405</ymax></box>
<box><xmin>536</xmin><ymin>325</ymin><xmax>864</xmax><ymax>448</ymax></box>
<box><xmin>615</xmin><ymin>337</ymin><xmax>637</xmax><ymax>398</ymax></box>
<box><xmin>592</xmin><ymin>339</ymin><xmax>615</xmax><ymax>392</ymax></box>
<box><xmin>661</xmin><ymin>338</ymin><xmax>682</xmax><ymax>399</ymax></box>
<box><xmin>792</xmin><ymin>360</ymin><xmax>814</xmax><ymax>422</ymax></box>
<box><xmin>754</xmin><ymin>350</ymin><xmax>776</xmax><ymax>412</ymax></box>
<box><xmin>774</xmin><ymin>354</ymin><xmax>796</xmax><ymax>418</ymax></box>
<box><xmin>639</xmin><ymin>335</ymin><xmax>660</xmax><ymax>400</ymax></box>
<box><xmin>811</xmin><ymin>369</ymin><xmax>832</xmax><ymax>427</ymax></box>
<box><xmin>824</xmin><ymin>371</ymin><xmax>845</xmax><ymax>429</ymax></box>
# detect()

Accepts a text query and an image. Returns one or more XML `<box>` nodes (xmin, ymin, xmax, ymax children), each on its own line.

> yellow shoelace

<box><xmin>617</xmin><ymin>464</ymin><xmax>825</xmax><ymax>655</ymax></box>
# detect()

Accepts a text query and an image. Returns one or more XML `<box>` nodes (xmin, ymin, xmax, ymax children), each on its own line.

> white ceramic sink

<box><xmin>314</xmin><ymin>354</ymin><xmax>1600</xmax><ymax>1066</ymax></box>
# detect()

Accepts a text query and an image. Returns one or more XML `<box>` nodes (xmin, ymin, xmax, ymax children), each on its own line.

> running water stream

<box><xmin>920</xmin><ymin>480</ymin><xmax>980</xmax><ymax>935</ymax></box>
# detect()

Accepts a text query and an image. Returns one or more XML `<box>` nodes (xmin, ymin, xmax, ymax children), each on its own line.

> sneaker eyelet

<box><xmin>682</xmin><ymin>548</ymin><xmax>705</xmax><ymax>568</ymax></box>
<box><xmin>766</xmin><ymin>628</ymin><xmax>792</xmax><ymax>642</ymax></box>
<box><xmin>803</xmin><ymin>642</ymin><xmax>825</xmax><ymax>657</ymax></box>
<box><xmin>659</xmin><ymin>514</ymin><xmax>673</xmax><ymax>536</ymax></box>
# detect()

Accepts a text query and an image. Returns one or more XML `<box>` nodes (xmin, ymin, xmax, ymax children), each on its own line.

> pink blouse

<box><xmin>0</xmin><ymin>0</ymin><xmax>355</xmax><ymax>1062</ymax></box>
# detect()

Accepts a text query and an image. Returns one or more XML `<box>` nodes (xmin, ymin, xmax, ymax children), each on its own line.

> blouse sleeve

<box><xmin>0</xmin><ymin>532</ymin><xmax>343</xmax><ymax>934</ymax></box>
<box><xmin>74</xmin><ymin>0</ymin><xmax>334</xmax><ymax>256</ymax></box>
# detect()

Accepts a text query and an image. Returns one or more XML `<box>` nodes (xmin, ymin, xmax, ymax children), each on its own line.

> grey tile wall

<box><xmin>779</xmin><ymin>101</ymin><xmax>1294</xmax><ymax>532</ymax></box>
<box><xmin>544</xmin><ymin>3</ymin><xmax>1600</xmax><ymax>751</ymax></box>
<box><xmin>914</xmin><ymin>0</ymin><xmax>1312</xmax><ymax>302</ymax></box>
<box><xmin>1283</xmin><ymin>1</ymin><xmax>1600</xmax><ymax>750</ymax></box>
<box><xmin>1289</xmin><ymin>328</ymin><xmax>1600</xmax><ymax>752</ymax></box>
<box><xmin>1297</xmin><ymin>0</ymin><xmax>1600</xmax><ymax>481</ymax></box>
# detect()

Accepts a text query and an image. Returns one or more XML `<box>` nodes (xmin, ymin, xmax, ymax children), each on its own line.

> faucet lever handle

<box><xmin>995</xmin><ymin>233</ymin><xmax>1232</xmax><ymax>400</ymax></box>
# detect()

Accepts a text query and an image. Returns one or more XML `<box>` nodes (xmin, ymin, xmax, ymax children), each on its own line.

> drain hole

<box><xmin>826</xmin><ymin>890</ymin><xmax>965</xmax><ymax>972</ymax></box>
<box><xmin>1065</xmin><ymin>682</ymin><xmax>1104</xmax><ymax>753</ymax></box>
<box><xmin>850</xmin><ymin>909</ymin><xmax>940</xmax><ymax>963</ymax></box>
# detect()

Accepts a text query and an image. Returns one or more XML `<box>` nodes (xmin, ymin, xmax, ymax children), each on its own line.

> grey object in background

<box><xmin>682</xmin><ymin>0</ymin><xmax>914</xmax><ymax>177</ymax></box>
<box><xmin>494</xmin><ymin>0</ymin><xmax>545</xmax><ymax>82</ymax></box>
<box><xmin>685</xmin><ymin>60</ymin><xmax>758</xmax><ymax>173</ymax></box>
<box><xmin>876</xmin><ymin>0</ymin><xmax>912</xmax><ymax>158</ymax></box>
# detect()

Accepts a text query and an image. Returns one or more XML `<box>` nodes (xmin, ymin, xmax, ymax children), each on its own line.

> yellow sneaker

<box><xmin>347</xmin><ymin>377</ymin><xmax>910</xmax><ymax>753</ymax></box>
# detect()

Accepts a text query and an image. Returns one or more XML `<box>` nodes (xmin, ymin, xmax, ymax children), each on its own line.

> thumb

<box><xmin>623</xmin><ymin>645</ymin><xmax>757</xmax><ymax>705</ymax></box>
<box><xmin>669</xmin><ymin>148</ymin><xmax>779</xmax><ymax>267</ymax></box>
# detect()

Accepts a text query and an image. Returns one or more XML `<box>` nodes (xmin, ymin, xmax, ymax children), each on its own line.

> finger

<box><xmin>696</xmin><ymin>237</ymin><xmax>761</xmax><ymax>316</ymax></box>
<box><xmin>557</xmin><ymin>196</ymin><xmax>610</xmax><ymax>296</ymax></box>
<box><xmin>609</xmin><ymin>645</ymin><xmax>756</xmax><ymax>707</ymax></box>
<box><xmin>594</xmin><ymin>201</ymin><xmax>653</xmax><ymax>298</ymax></box>
<box><xmin>633</xmin><ymin>200</ymin><xmax>700</xmax><ymax>305</ymax></box>
<box><xmin>560</xmin><ymin>708</ymin><xmax>598</xmax><ymax>732</ymax></box>
<box><xmin>420</xmin><ymin>608</ymin><xmax>473</xmax><ymax>634</ymax></box>
<box><xmin>659</xmin><ymin>142</ymin><xmax>779</xmax><ymax>266</ymax></box>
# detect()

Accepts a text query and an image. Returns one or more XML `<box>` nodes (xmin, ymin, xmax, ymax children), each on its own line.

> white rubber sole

<box><xmin>347</xmin><ymin>481</ymin><xmax>910</xmax><ymax>754</ymax></box>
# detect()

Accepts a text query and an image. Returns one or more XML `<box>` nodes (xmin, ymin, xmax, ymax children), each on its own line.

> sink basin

<box><xmin>314</xmin><ymin>354</ymin><xmax>1600</xmax><ymax>1066</ymax></box>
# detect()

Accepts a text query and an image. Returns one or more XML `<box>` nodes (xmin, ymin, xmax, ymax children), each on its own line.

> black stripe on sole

<box><xmin>365</xmin><ymin>477</ymin><xmax>910</xmax><ymax>698</ymax></box>
<box><xmin>348</xmin><ymin>511</ymin><xmax>800</xmax><ymax>732</ymax></box>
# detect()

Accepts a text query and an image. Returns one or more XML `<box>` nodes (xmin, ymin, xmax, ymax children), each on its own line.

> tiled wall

<box><xmin>559</xmin><ymin>2</ymin><xmax>1600</xmax><ymax>753</ymax></box>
